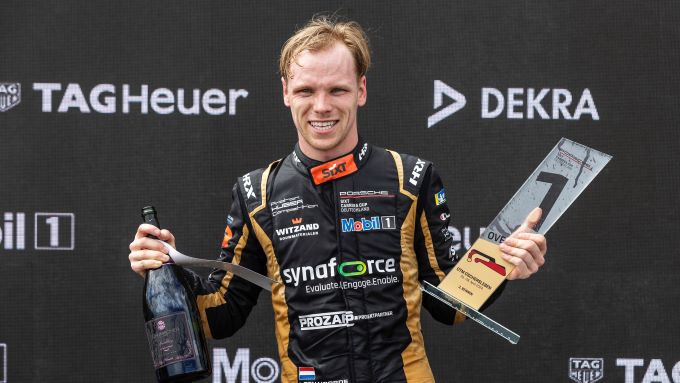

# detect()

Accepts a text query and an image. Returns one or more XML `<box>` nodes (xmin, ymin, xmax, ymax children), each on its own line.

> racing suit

<box><xmin>183</xmin><ymin>140</ymin><xmax>502</xmax><ymax>382</ymax></box>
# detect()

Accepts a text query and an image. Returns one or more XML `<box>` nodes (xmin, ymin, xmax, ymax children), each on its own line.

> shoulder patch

<box><xmin>400</xmin><ymin>153</ymin><xmax>432</xmax><ymax>196</ymax></box>
<box><xmin>237</xmin><ymin>159</ymin><xmax>281</xmax><ymax>214</ymax></box>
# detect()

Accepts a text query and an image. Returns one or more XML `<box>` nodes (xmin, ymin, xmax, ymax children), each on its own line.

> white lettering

<box><xmin>506</xmin><ymin>87</ymin><xmax>524</xmax><ymax>119</ymax></box>
<box><xmin>150</xmin><ymin>88</ymin><xmax>175</xmax><ymax>114</ymax></box>
<box><xmin>527</xmin><ymin>88</ymin><xmax>550</xmax><ymax>119</ymax></box>
<box><xmin>177</xmin><ymin>88</ymin><xmax>200</xmax><ymax>115</ymax></box>
<box><xmin>552</xmin><ymin>88</ymin><xmax>573</xmax><ymax>119</ymax></box>
<box><xmin>573</xmin><ymin>88</ymin><xmax>599</xmax><ymax>120</ymax></box>
<box><xmin>58</xmin><ymin>84</ymin><xmax>90</xmax><ymax>113</ymax></box>
<box><xmin>409</xmin><ymin>159</ymin><xmax>426</xmax><ymax>186</ymax></box>
<box><xmin>213</xmin><ymin>348</ymin><xmax>249</xmax><ymax>383</ymax></box>
<box><xmin>642</xmin><ymin>359</ymin><xmax>671</xmax><ymax>383</ymax></box>
<box><xmin>203</xmin><ymin>88</ymin><xmax>226</xmax><ymax>115</ymax></box>
<box><xmin>618</xmin><ymin>358</ymin><xmax>645</xmax><ymax>383</ymax></box>
<box><xmin>33</xmin><ymin>83</ymin><xmax>62</xmax><ymax>112</ymax></box>
<box><xmin>90</xmin><ymin>84</ymin><xmax>116</xmax><ymax>113</ymax></box>
<box><xmin>229</xmin><ymin>89</ymin><xmax>248</xmax><ymax>115</ymax></box>
<box><xmin>481</xmin><ymin>87</ymin><xmax>504</xmax><ymax>118</ymax></box>
<box><xmin>122</xmin><ymin>84</ymin><xmax>149</xmax><ymax>114</ymax></box>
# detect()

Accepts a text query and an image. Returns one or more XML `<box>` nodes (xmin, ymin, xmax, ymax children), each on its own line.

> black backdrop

<box><xmin>1</xmin><ymin>1</ymin><xmax>679</xmax><ymax>382</ymax></box>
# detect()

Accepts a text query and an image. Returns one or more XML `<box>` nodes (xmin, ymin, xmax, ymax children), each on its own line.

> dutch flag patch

<box><xmin>298</xmin><ymin>366</ymin><xmax>315</xmax><ymax>381</ymax></box>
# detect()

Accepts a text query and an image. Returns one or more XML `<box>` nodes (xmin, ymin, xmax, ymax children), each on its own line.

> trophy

<box><xmin>422</xmin><ymin>138</ymin><xmax>612</xmax><ymax>344</ymax></box>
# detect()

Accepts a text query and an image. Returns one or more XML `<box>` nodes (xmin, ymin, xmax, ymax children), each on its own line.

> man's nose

<box><xmin>313</xmin><ymin>93</ymin><xmax>332</xmax><ymax>113</ymax></box>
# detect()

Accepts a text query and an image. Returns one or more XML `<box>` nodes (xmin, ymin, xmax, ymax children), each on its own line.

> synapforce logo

<box><xmin>282</xmin><ymin>257</ymin><xmax>397</xmax><ymax>287</ymax></box>
<box><xmin>340</xmin><ymin>216</ymin><xmax>396</xmax><ymax>232</ymax></box>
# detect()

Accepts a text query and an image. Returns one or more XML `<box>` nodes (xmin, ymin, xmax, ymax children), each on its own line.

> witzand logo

<box><xmin>427</xmin><ymin>80</ymin><xmax>600</xmax><ymax>128</ymax></box>
<box><xmin>275</xmin><ymin>218</ymin><xmax>319</xmax><ymax>242</ymax></box>
<box><xmin>0</xmin><ymin>83</ymin><xmax>20</xmax><ymax>112</ymax></box>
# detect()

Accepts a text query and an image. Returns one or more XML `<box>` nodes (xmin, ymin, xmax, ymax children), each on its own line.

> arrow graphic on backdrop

<box><xmin>427</xmin><ymin>80</ymin><xmax>466</xmax><ymax>128</ymax></box>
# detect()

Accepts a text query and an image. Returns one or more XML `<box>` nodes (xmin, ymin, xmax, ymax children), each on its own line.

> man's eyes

<box><xmin>294</xmin><ymin>88</ymin><xmax>348</xmax><ymax>95</ymax></box>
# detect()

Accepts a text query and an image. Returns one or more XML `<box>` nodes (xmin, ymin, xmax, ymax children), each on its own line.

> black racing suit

<box><xmin>183</xmin><ymin>140</ymin><xmax>502</xmax><ymax>382</ymax></box>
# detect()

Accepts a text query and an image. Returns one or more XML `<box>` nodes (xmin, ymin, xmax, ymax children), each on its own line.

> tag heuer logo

<box><xmin>0</xmin><ymin>82</ymin><xmax>20</xmax><ymax>112</ymax></box>
<box><xmin>569</xmin><ymin>358</ymin><xmax>603</xmax><ymax>383</ymax></box>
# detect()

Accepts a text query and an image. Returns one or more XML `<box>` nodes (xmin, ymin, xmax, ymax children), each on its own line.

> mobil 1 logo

<box><xmin>34</xmin><ymin>213</ymin><xmax>74</xmax><ymax>250</ymax></box>
<box><xmin>0</xmin><ymin>212</ymin><xmax>75</xmax><ymax>251</ymax></box>
<box><xmin>569</xmin><ymin>358</ymin><xmax>603</xmax><ymax>383</ymax></box>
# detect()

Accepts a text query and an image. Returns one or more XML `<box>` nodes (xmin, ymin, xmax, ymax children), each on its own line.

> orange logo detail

<box><xmin>221</xmin><ymin>226</ymin><xmax>233</xmax><ymax>248</ymax></box>
<box><xmin>310</xmin><ymin>153</ymin><xmax>358</xmax><ymax>185</ymax></box>
<box><xmin>291</xmin><ymin>218</ymin><xmax>303</xmax><ymax>224</ymax></box>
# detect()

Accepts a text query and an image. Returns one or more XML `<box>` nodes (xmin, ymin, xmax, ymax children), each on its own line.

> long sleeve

<box><xmin>414</xmin><ymin>165</ymin><xmax>505</xmax><ymax>325</ymax></box>
<box><xmin>182</xmin><ymin>182</ymin><xmax>268</xmax><ymax>339</ymax></box>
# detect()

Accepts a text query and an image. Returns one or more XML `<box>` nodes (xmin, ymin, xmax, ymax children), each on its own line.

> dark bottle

<box><xmin>141</xmin><ymin>206</ymin><xmax>211</xmax><ymax>382</ymax></box>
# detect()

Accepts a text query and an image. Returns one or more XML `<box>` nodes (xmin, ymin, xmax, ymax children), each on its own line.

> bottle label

<box><xmin>145</xmin><ymin>312</ymin><xmax>196</xmax><ymax>368</ymax></box>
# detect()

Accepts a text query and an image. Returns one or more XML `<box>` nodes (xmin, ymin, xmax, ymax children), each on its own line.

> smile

<box><xmin>309</xmin><ymin>120</ymin><xmax>338</xmax><ymax>131</ymax></box>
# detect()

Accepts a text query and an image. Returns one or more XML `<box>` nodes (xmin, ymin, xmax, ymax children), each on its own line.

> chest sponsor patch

<box><xmin>310</xmin><ymin>153</ymin><xmax>358</xmax><ymax>185</ymax></box>
<box><xmin>340</xmin><ymin>216</ymin><xmax>396</xmax><ymax>232</ymax></box>
<box><xmin>339</xmin><ymin>190</ymin><xmax>394</xmax><ymax>213</ymax></box>
<box><xmin>271</xmin><ymin>195</ymin><xmax>318</xmax><ymax>216</ymax></box>
<box><xmin>299</xmin><ymin>310</ymin><xmax>393</xmax><ymax>331</ymax></box>
<box><xmin>275</xmin><ymin>218</ymin><xmax>319</xmax><ymax>241</ymax></box>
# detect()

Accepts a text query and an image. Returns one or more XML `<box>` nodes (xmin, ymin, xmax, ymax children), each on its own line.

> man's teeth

<box><xmin>310</xmin><ymin>121</ymin><xmax>336</xmax><ymax>130</ymax></box>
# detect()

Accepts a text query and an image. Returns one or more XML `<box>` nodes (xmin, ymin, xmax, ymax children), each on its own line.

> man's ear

<box><xmin>357</xmin><ymin>75</ymin><xmax>367</xmax><ymax>107</ymax></box>
<box><xmin>282</xmin><ymin>77</ymin><xmax>290</xmax><ymax>107</ymax></box>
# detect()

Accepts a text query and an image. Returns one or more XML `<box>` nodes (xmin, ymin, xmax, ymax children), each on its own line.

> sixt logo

<box><xmin>322</xmin><ymin>162</ymin><xmax>346</xmax><ymax>178</ymax></box>
<box><xmin>310</xmin><ymin>154</ymin><xmax>357</xmax><ymax>185</ymax></box>
<box><xmin>341</xmin><ymin>216</ymin><xmax>396</xmax><ymax>232</ymax></box>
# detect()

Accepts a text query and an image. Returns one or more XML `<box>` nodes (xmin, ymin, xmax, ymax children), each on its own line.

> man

<box><xmin>129</xmin><ymin>16</ymin><xmax>547</xmax><ymax>382</ymax></box>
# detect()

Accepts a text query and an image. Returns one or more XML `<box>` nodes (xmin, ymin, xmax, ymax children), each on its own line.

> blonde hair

<box><xmin>279</xmin><ymin>16</ymin><xmax>371</xmax><ymax>79</ymax></box>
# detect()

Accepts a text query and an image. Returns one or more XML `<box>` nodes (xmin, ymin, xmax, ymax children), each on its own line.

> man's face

<box><xmin>282</xmin><ymin>43</ymin><xmax>367</xmax><ymax>161</ymax></box>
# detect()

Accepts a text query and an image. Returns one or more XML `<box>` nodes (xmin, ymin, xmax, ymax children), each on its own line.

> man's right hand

<box><xmin>128</xmin><ymin>224</ymin><xmax>176</xmax><ymax>278</ymax></box>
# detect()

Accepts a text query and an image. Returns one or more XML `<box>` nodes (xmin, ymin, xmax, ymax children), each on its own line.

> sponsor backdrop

<box><xmin>1</xmin><ymin>1</ymin><xmax>678</xmax><ymax>382</ymax></box>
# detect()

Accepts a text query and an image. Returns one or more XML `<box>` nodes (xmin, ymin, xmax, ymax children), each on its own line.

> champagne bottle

<box><xmin>141</xmin><ymin>206</ymin><xmax>211</xmax><ymax>382</ymax></box>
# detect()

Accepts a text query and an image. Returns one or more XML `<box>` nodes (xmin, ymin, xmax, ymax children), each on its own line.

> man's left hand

<box><xmin>499</xmin><ymin>207</ymin><xmax>548</xmax><ymax>280</ymax></box>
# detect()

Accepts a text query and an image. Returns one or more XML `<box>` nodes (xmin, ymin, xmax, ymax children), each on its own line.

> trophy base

<box><xmin>421</xmin><ymin>281</ymin><xmax>520</xmax><ymax>344</ymax></box>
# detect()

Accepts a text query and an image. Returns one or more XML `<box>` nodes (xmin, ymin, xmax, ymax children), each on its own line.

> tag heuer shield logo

<box><xmin>569</xmin><ymin>358</ymin><xmax>603</xmax><ymax>383</ymax></box>
<box><xmin>0</xmin><ymin>82</ymin><xmax>20</xmax><ymax>112</ymax></box>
